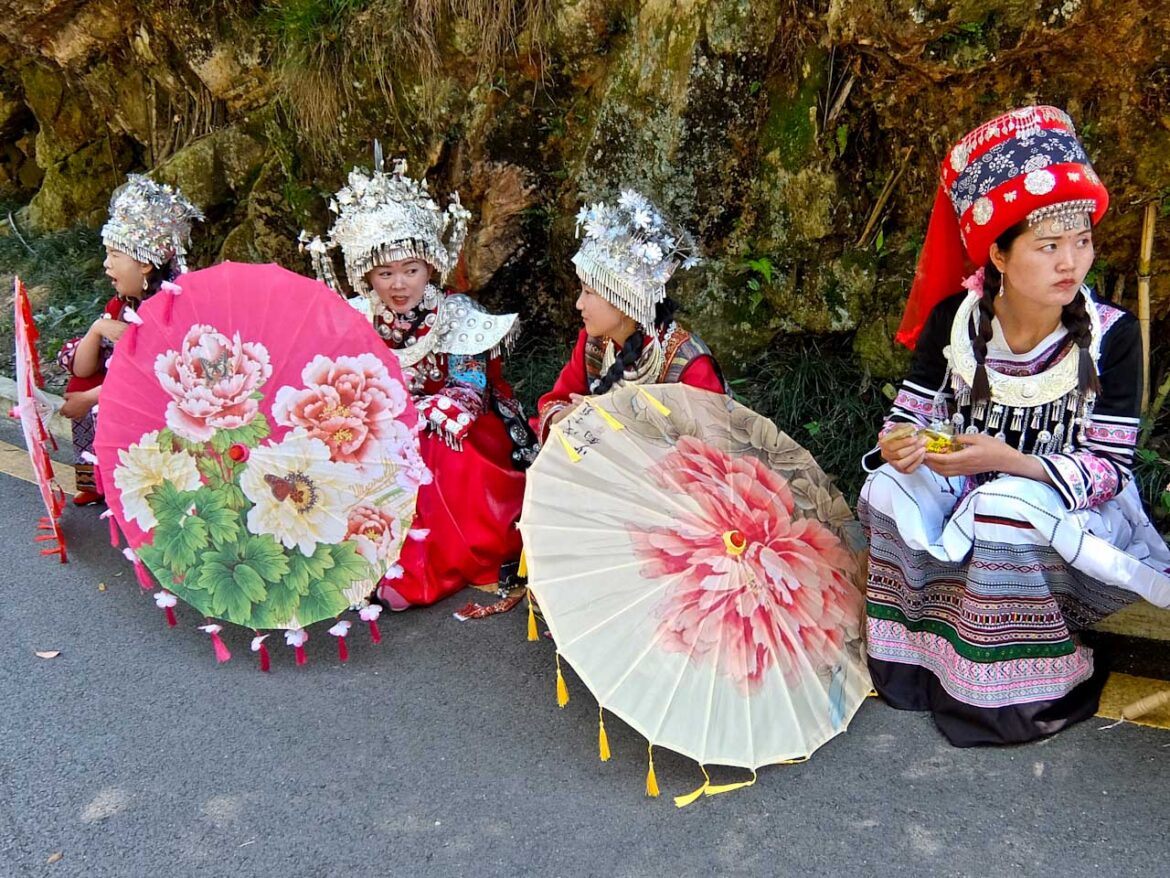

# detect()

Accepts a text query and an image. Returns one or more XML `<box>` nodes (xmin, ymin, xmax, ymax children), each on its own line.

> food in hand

<box><xmin>920</xmin><ymin>428</ymin><xmax>958</xmax><ymax>454</ymax></box>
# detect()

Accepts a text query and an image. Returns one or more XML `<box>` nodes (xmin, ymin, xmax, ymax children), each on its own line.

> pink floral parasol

<box><xmin>10</xmin><ymin>277</ymin><xmax>67</xmax><ymax>561</ymax></box>
<box><xmin>94</xmin><ymin>263</ymin><xmax>428</xmax><ymax>652</ymax></box>
<box><xmin>520</xmin><ymin>383</ymin><xmax>869</xmax><ymax>788</ymax></box>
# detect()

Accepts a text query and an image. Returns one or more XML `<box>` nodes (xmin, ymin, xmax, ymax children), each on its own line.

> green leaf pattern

<box><xmin>113</xmin><ymin>342</ymin><xmax>420</xmax><ymax>630</ymax></box>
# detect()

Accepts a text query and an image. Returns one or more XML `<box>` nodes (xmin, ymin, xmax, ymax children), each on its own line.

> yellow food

<box><xmin>920</xmin><ymin>429</ymin><xmax>957</xmax><ymax>454</ymax></box>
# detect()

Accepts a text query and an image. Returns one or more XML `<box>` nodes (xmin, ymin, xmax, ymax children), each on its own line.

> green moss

<box><xmin>27</xmin><ymin>137</ymin><xmax>132</xmax><ymax>230</ymax></box>
<box><xmin>758</xmin><ymin>46</ymin><xmax>825</xmax><ymax>172</ymax></box>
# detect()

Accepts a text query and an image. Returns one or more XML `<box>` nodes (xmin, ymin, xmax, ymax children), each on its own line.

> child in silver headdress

<box><xmin>58</xmin><ymin>174</ymin><xmax>202</xmax><ymax>505</ymax></box>
<box><xmin>303</xmin><ymin>156</ymin><xmax>533</xmax><ymax>609</ymax></box>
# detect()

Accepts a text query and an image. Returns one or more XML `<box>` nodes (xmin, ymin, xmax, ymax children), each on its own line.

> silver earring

<box><xmin>997</xmin><ymin>277</ymin><xmax>1005</xmax><ymax>298</ymax></box>
<box><xmin>142</xmin><ymin>274</ymin><xmax>149</xmax><ymax>292</ymax></box>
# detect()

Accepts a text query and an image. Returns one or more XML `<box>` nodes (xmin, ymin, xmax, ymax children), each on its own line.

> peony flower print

<box><xmin>272</xmin><ymin>353</ymin><xmax>410</xmax><ymax>466</ymax></box>
<box><xmin>627</xmin><ymin>436</ymin><xmax>861</xmax><ymax>694</ymax></box>
<box><xmin>155</xmin><ymin>324</ymin><xmax>272</xmax><ymax>442</ymax></box>
<box><xmin>240</xmin><ymin>430</ymin><xmax>362</xmax><ymax>556</ymax></box>
<box><xmin>113</xmin><ymin>430</ymin><xmax>203</xmax><ymax>529</ymax></box>
<box><xmin>382</xmin><ymin>418</ymin><xmax>432</xmax><ymax>491</ymax></box>
<box><xmin>344</xmin><ymin>503</ymin><xmax>405</xmax><ymax>566</ymax></box>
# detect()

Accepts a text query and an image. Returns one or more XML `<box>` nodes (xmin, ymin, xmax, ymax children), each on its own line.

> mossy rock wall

<box><xmin>1</xmin><ymin>0</ymin><xmax>1169</xmax><ymax>379</ymax></box>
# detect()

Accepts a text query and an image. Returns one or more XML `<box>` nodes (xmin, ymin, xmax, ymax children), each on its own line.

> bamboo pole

<box><xmin>1138</xmin><ymin>202</ymin><xmax>1156</xmax><ymax>414</ymax></box>
<box><xmin>1121</xmin><ymin>688</ymin><xmax>1170</xmax><ymax>721</ymax></box>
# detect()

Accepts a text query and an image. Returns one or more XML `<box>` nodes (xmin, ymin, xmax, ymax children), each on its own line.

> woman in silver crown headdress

<box><xmin>533</xmin><ymin>190</ymin><xmax>726</xmax><ymax>440</ymax></box>
<box><xmin>862</xmin><ymin>106</ymin><xmax>1170</xmax><ymax>746</ymax></box>
<box><xmin>57</xmin><ymin>174</ymin><xmax>202</xmax><ymax>506</ymax></box>
<box><xmin>304</xmin><ymin>158</ymin><xmax>534</xmax><ymax>609</ymax></box>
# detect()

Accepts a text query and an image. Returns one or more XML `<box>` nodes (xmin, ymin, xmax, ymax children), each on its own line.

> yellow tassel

<box><xmin>645</xmin><ymin>744</ymin><xmax>660</xmax><ymax>798</ymax></box>
<box><xmin>598</xmin><ymin>707</ymin><xmax>611</xmax><ymax>762</ymax></box>
<box><xmin>518</xmin><ymin>547</ymin><xmax>528</xmax><ymax>578</ymax></box>
<box><xmin>555</xmin><ymin>653</ymin><xmax>569</xmax><ymax>707</ymax></box>
<box><xmin>673</xmin><ymin>766</ymin><xmax>711</xmax><ymax>808</ymax></box>
<box><xmin>526</xmin><ymin>590</ymin><xmax>538</xmax><ymax>642</ymax></box>
<box><xmin>778</xmin><ymin>755</ymin><xmax>810</xmax><ymax>765</ymax></box>
<box><xmin>636</xmin><ymin>385</ymin><xmax>671</xmax><ymax>416</ymax></box>
<box><xmin>705</xmin><ymin>770</ymin><xmax>758</xmax><ymax>796</ymax></box>
<box><xmin>592</xmin><ymin>404</ymin><xmax>625</xmax><ymax>431</ymax></box>
<box><xmin>553</xmin><ymin>426</ymin><xmax>582</xmax><ymax>462</ymax></box>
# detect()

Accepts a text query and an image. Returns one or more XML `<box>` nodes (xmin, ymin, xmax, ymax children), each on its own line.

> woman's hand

<box><xmin>879</xmin><ymin>424</ymin><xmax>927</xmax><ymax>474</ymax></box>
<box><xmin>923</xmin><ymin>432</ymin><xmax>1022</xmax><ymax>478</ymax></box>
<box><xmin>548</xmin><ymin>393</ymin><xmax>587</xmax><ymax>427</ymax></box>
<box><xmin>90</xmin><ymin>318</ymin><xmax>126</xmax><ymax>343</ymax></box>
<box><xmin>59</xmin><ymin>386</ymin><xmax>100</xmax><ymax>420</ymax></box>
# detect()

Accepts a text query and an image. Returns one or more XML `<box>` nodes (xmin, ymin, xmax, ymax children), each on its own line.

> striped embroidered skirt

<box><xmin>860</xmin><ymin>467</ymin><xmax>1170</xmax><ymax>746</ymax></box>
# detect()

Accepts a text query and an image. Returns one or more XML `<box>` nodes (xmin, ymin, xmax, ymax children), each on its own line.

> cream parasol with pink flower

<box><xmin>519</xmin><ymin>383</ymin><xmax>870</xmax><ymax>801</ymax></box>
<box><xmin>94</xmin><ymin>263</ymin><xmax>428</xmax><ymax>664</ymax></box>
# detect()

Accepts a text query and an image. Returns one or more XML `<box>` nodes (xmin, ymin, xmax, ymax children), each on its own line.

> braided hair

<box><xmin>971</xmin><ymin>222</ymin><xmax>1099</xmax><ymax>406</ymax></box>
<box><xmin>590</xmin><ymin>297</ymin><xmax>680</xmax><ymax>395</ymax></box>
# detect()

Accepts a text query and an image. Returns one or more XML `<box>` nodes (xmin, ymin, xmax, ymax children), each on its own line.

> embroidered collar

<box><xmin>945</xmin><ymin>286</ymin><xmax>1102</xmax><ymax>407</ymax></box>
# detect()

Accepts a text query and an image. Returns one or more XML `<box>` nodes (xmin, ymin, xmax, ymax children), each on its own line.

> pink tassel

<box><xmin>134</xmin><ymin>558</ymin><xmax>153</xmax><ymax>590</ymax></box>
<box><xmin>360</xmin><ymin>604</ymin><xmax>383</xmax><ymax>644</ymax></box>
<box><xmin>200</xmin><ymin>624</ymin><xmax>231</xmax><ymax>663</ymax></box>
<box><xmin>285</xmin><ymin>628</ymin><xmax>308</xmax><ymax>667</ymax></box>
<box><xmin>161</xmin><ymin>288</ymin><xmax>175</xmax><ymax>323</ymax></box>
<box><xmin>251</xmin><ymin>634</ymin><xmax>270</xmax><ymax>673</ymax></box>
<box><xmin>102</xmin><ymin>511</ymin><xmax>119</xmax><ymax>547</ymax></box>
<box><xmin>153</xmin><ymin>591</ymin><xmax>178</xmax><ymax>628</ymax></box>
<box><xmin>329</xmin><ymin>620</ymin><xmax>351</xmax><ymax>663</ymax></box>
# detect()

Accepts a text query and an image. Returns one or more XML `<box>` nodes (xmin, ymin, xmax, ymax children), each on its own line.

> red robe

<box><xmin>59</xmin><ymin>295</ymin><xmax>128</xmax><ymax>395</ymax></box>
<box><xmin>533</xmin><ymin>328</ymin><xmax>725</xmax><ymax>440</ymax></box>
<box><xmin>376</xmin><ymin>320</ymin><xmax>525</xmax><ymax>609</ymax></box>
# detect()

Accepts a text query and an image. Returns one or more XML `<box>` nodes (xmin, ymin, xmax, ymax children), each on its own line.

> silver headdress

<box><xmin>571</xmin><ymin>189</ymin><xmax>701</xmax><ymax>333</ymax></box>
<box><xmin>302</xmin><ymin>151</ymin><xmax>471</xmax><ymax>298</ymax></box>
<box><xmin>101</xmin><ymin>174</ymin><xmax>203</xmax><ymax>273</ymax></box>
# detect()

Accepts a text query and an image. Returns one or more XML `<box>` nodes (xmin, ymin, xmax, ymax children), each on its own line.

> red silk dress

<box><xmin>57</xmin><ymin>295</ymin><xmax>132</xmax><ymax>494</ymax></box>
<box><xmin>533</xmin><ymin>327</ymin><xmax>726</xmax><ymax>440</ymax></box>
<box><xmin>373</xmin><ymin>294</ymin><xmax>526</xmax><ymax>609</ymax></box>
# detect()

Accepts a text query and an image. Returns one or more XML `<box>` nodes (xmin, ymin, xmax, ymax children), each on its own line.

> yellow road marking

<box><xmin>1093</xmin><ymin>601</ymin><xmax>1170</xmax><ymax>642</ymax></box>
<box><xmin>0</xmin><ymin>438</ymin><xmax>76</xmax><ymax>494</ymax></box>
<box><xmin>1097</xmin><ymin>672</ymin><xmax>1170</xmax><ymax>730</ymax></box>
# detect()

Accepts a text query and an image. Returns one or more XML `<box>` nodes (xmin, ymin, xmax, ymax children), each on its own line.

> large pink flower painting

<box><xmin>272</xmin><ymin>353</ymin><xmax>410</xmax><ymax>466</ymax></box>
<box><xmin>155</xmin><ymin>324</ymin><xmax>272</xmax><ymax>442</ymax></box>
<box><xmin>628</xmin><ymin>436</ymin><xmax>861</xmax><ymax>694</ymax></box>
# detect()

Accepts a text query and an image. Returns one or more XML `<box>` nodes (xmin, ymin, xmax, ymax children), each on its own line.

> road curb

<box><xmin>0</xmin><ymin>375</ymin><xmax>73</xmax><ymax>445</ymax></box>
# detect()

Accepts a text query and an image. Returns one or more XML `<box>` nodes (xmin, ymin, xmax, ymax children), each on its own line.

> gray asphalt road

<box><xmin>2</xmin><ymin>471</ymin><xmax>1169</xmax><ymax>878</ymax></box>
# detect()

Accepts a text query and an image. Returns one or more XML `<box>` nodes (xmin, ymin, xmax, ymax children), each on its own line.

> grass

<box><xmin>0</xmin><ymin>210</ymin><xmax>110</xmax><ymax>391</ymax></box>
<box><xmin>731</xmin><ymin>338</ymin><xmax>891</xmax><ymax>503</ymax></box>
<box><xmin>502</xmin><ymin>330</ymin><xmax>571</xmax><ymax>417</ymax></box>
<box><xmin>266</xmin><ymin>0</ymin><xmax>556</xmax><ymax>155</ymax></box>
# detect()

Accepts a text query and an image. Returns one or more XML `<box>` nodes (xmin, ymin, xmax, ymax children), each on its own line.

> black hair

<box><xmin>143</xmin><ymin>263</ymin><xmax>173</xmax><ymax>298</ymax></box>
<box><xmin>971</xmin><ymin>221</ymin><xmax>1099</xmax><ymax>406</ymax></box>
<box><xmin>590</xmin><ymin>297</ymin><xmax>680</xmax><ymax>395</ymax></box>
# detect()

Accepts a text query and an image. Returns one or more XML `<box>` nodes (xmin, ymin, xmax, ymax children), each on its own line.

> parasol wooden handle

<box><xmin>1120</xmin><ymin>687</ymin><xmax>1170</xmax><ymax>721</ymax></box>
